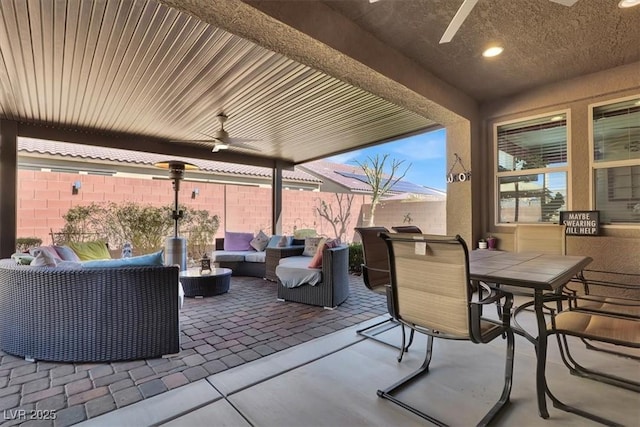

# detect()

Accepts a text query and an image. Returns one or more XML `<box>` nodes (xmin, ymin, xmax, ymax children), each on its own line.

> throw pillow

<box><xmin>307</xmin><ymin>237</ymin><xmax>328</xmax><ymax>268</ymax></box>
<box><xmin>267</xmin><ymin>235</ymin><xmax>282</xmax><ymax>248</ymax></box>
<box><xmin>267</xmin><ymin>235</ymin><xmax>292</xmax><ymax>248</ymax></box>
<box><xmin>29</xmin><ymin>246</ymin><xmax>62</xmax><ymax>261</ymax></box>
<box><xmin>277</xmin><ymin>235</ymin><xmax>293</xmax><ymax>247</ymax></box>
<box><xmin>11</xmin><ymin>252</ymin><xmax>34</xmax><ymax>265</ymax></box>
<box><xmin>302</xmin><ymin>236</ymin><xmax>324</xmax><ymax>257</ymax></box>
<box><xmin>224</xmin><ymin>231</ymin><xmax>254</xmax><ymax>251</ymax></box>
<box><xmin>308</xmin><ymin>238</ymin><xmax>340</xmax><ymax>269</ymax></box>
<box><xmin>67</xmin><ymin>240</ymin><xmax>111</xmax><ymax>261</ymax></box>
<box><xmin>293</xmin><ymin>228</ymin><xmax>317</xmax><ymax>239</ymax></box>
<box><xmin>82</xmin><ymin>250</ymin><xmax>164</xmax><ymax>268</ymax></box>
<box><xmin>53</xmin><ymin>245</ymin><xmax>81</xmax><ymax>262</ymax></box>
<box><xmin>30</xmin><ymin>250</ymin><xmax>58</xmax><ymax>267</ymax></box>
<box><xmin>250</xmin><ymin>230</ymin><xmax>270</xmax><ymax>252</ymax></box>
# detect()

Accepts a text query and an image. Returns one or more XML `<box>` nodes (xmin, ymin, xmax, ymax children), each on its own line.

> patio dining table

<box><xmin>468</xmin><ymin>249</ymin><xmax>593</xmax><ymax>419</ymax></box>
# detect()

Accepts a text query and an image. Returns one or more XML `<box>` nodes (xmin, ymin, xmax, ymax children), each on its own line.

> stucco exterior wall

<box><xmin>358</xmin><ymin>199</ymin><xmax>447</xmax><ymax>236</ymax></box>
<box><xmin>480</xmin><ymin>62</ymin><xmax>640</xmax><ymax>273</ymax></box>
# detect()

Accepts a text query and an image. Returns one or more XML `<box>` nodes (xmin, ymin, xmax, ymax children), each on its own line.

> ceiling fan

<box><xmin>174</xmin><ymin>114</ymin><xmax>260</xmax><ymax>153</ymax></box>
<box><xmin>439</xmin><ymin>0</ymin><xmax>580</xmax><ymax>44</ymax></box>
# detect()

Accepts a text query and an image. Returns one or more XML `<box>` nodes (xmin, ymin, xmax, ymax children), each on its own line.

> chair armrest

<box><xmin>265</xmin><ymin>245</ymin><xmax>305</xmax><ymax>281</ymax></box>
<box><xmin>362</xmin><ymin>265</ymin><xmax>390</xmax><ymax>292</ymax></box>
<box><xmin>470</xmin><ymin>288</ymin><xmax>513</xmax><ymax>343</ymax></box>
<box><xmin>321</xmin><ymin>245</ymin><xmax>350</xmax><ymax>303</ymax></box>
<box><xmin>322</xmin><ymin>246</ymin><xmax>349</xmax><ymax>280</ymax></box>
<box><xmin>562</xmin><ymin>270</ymin><xmax>640</xmax><ymax>317</ymax></box>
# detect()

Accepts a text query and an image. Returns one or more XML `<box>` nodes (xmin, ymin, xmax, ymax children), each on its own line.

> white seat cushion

<box><xmin>244</xmin><ymin>251</ymin><xmax>266</xmax><ymax>263</ymax></box>
<box><xmin>276</xmin><ymin>256</ymin><xmax>322</xmax><ymax>288</ymax></box>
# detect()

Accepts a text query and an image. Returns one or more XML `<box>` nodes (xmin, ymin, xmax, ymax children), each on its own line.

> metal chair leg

<box><xmin>544</xmin><ymin>332</ymin><xmax>629</xmax><ymax>426</ymax></box>
<box><xmin>380</xmin><ymin>329</ymin><xmax>514</xmax><ymax>427</ymax></box>
<box><xmin>556</xmin><ymin>334</ymin><xmax>640</xmax><ymax>392</ymax></box>
<box><xmin>356</xmin><ymin>316</ymin><xmax>407</xmax><ymax>352</ymax></box>
<box><xmin>477</xmin><ymin>328</ymin><xmax>514</xmax><ymax>427</ymax></box>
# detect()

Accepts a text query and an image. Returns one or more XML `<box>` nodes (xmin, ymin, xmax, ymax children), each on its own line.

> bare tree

<box><xmin>315</xmin><ymin>193</ymin><xmax>354</xmax><ymax>242</ymax></box>
<box><xmin>355</xmin><ymin>154</ymin><xmax>410</xmax><ymax>226</ymax></box>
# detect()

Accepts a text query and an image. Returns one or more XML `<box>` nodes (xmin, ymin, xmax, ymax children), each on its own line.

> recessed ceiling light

<box><xmin>635</xmin><ymin>100</ymin><xmax>640</xmax><ymax>106</ymax></box>
<box><xmin>482</xmin><ymin>46</ymin><xmax>504</xmax><ymax>58</ymax></box>
<box><xmin>550</xmin><ymin>116</ymin><xmax>564</xmax><ymax>122</ymax></box>
<box><xmin>618</xmin><ymin>0</ymin><xmax>640</xmax><ymax>8</ymax></box>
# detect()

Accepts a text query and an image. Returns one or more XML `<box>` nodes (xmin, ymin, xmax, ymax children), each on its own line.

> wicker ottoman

<box><xmin>180</xmin><ymin>268</ymin><xmax>232</xmax><ymax>297</ymax></box>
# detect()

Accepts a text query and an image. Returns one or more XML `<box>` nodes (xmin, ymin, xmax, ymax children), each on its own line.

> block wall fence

<box><xmin>16</xmin><ymin>170</ymin><xmax>446</xmax><ymax>248</ymax></box>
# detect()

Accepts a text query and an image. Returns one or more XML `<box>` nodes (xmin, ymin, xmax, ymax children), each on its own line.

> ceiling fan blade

<box><xmin>170</xmin><ymin>139</ymin><xmax>216</xmax><ymax>143</ymax></box>
<box><xmin>549</xmin><ymin>0</ymin><xmax>580</xmax><ymax>6</ymax></box>
<box><xmin>228</xmin><ymin>136</ymin><xmax>259</xmax><ymax>144</ymax></box>
<box><xmin>230</xmin><ymin>141</ymin><xmax>260</xmax><ymax>151</ymax></box>
<box><xmin>439</xmin><ymin>0</ymin><xmax>479</xmax><ymax>44</ymax></box>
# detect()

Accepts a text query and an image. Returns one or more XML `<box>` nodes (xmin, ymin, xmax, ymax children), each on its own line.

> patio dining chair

<box><xmin>391</xmin><ymin>225</ymin><xmax>422</xmax><ymax>233</ymax></box>
<box><xmin>497</xmin><ymin>224</ymin><xmax>570</xmax><ymax>309</ymax></box>
<box><xmin>354</xmin><ymin>227</ymin><xmax>414</xmax><ymax>353</ymax></box>
<box><xmin>377</xmin><ymin>233</ymin><xmax>515</xmax><ymax>427</ymax></box>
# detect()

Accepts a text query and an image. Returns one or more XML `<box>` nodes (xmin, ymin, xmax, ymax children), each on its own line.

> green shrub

<box><xmin>183</xmin><ymin>209</ymin><xmax>220</xmax><ymax>259</ymax></box>
<box><xmin>55</xmin><ymin>203</ymin><xmax>107</xmax><ymax>244</ymax></box>
<box><xmin>348</xmin><ymin>242</ymin><xmax>363</xmax><ymax>275</ymax></box>
<box><xmin>55</xmin><ymin>202</ymin><xmax>219</xmax><ymax>256</ymax></box>
<box><xmin>16</xmin><ymin>237</ymin><xmax>42</xmax><ymax>253</ymax></box>
<box><xmin>103</xmin><ymin>202</ymin><xmax>173</xmax><ymax>254</ymax></box>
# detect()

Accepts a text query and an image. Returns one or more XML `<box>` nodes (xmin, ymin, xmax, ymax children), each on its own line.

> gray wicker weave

<box><xmin>276</xmin><ymin>245</ymin><xmax>350</xmax><ymax>309</ymax></box>
<box><xmin>180</xmin><ymin>268</ymin><xmax>231</xmax><ymax>297</ymax></box>
<box><xmin>0</xmin><ymin>260</ymin><xmax>180</xmax><ymax>362</ymax></box>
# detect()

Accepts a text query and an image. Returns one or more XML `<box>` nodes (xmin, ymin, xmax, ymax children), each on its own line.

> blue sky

<box><xmin>328</xmin><ymin>128</ymin><xmax>447</xmax><ymax>191</ymax></box>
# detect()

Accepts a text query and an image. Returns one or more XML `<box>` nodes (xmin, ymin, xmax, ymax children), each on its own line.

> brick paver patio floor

<box><xmin>0</xmin><ymin>274</ymin><xmax>387</xmax><ymax>426</ymax></box>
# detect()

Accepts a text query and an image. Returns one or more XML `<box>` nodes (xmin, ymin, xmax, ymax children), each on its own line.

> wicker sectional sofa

<box><xmin>0</xmin><ymin>260</ymin><xmax>180</xmax><ymax>362</ymax></box>
<box><xmin>212</xmin><ymin>237</ymin><xmax>305</xmax><ymax>279</ymax></box>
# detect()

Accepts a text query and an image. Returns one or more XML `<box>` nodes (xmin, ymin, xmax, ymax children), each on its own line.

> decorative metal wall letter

<box><xmin>446</xmin><ymin>153</ymin><xmax>472</xmax><ymax>183</ymax></box>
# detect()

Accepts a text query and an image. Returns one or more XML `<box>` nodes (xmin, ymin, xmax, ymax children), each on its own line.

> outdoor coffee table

<box><xmin>180</xmin><ymin>268</ymin><xmax>232</xmax><ymax>297</ymax></box>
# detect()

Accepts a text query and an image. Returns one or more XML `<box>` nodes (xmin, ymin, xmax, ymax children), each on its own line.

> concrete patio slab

<box><xmin>75</xmin><ymin>380</ymin><xmax>220</xmax><ymax>427</ymax></box>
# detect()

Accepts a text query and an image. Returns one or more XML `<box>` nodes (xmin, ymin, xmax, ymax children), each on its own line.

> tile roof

<box><xmin>18</xmin><ymin>138</ymin><xmax>320</xmax><ymax>183</ymax></box>
<box><xmin>299</xmin><ymin>160</ymin><xmax>373</xmax><ymax>192</ymax></box>
<box><xmin>300</xmin><ymin>160</ymin><xmax>445</xmax><ymax>197</ymax></box>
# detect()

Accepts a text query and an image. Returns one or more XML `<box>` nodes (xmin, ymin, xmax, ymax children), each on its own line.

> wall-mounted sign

<box><xmin>446</xmin><ymin>172</ymin><xmax>472</xmax><ymax>183</ymax></box>
<box><xmin>446</xmin><ymin>153</ymin><xmax>471</xmax><ymax>184</ymax></box>
<box><xmin>560</xmin><ymin>211</ymin><xmax>600</xmax><ymax>236</ymax></box>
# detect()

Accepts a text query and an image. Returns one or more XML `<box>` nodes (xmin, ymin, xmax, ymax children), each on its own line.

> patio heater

<box><xmin>154</xmin><ymin>160</ymin><xmax>198</xmax><ymax>271</ymax></box>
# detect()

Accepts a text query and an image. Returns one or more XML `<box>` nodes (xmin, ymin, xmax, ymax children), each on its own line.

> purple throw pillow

<box><xmin>224</xmin><ymin>231</ymin><xmax>255</xmax><ymax>251</ymax></box>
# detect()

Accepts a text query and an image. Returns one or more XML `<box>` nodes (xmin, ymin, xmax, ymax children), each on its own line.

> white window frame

<box><xmin>588</xmin><ymin>94</ymin><xmax>640</xmax><ymax>228</ymax></box>
<box><xmin>493</xmin><ymin>110</ymin><xmax>572</xmax><ymax>225</ymax></box>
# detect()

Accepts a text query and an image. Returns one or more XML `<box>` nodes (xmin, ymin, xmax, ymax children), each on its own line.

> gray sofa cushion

<box><xmin>276</xmin><ymin>256</ymin><xmax>322</xmax><ymax>288</ymax></box>
<box><xmin>244</xmin><ymin>251</ymin><xmax>266</xmax><ymax>263</ymax></box>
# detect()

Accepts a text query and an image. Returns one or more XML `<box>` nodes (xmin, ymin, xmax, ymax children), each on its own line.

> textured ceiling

<box><xmin>321</xmin><ymin>0</ymin><xmax>640</xmax><ymax>101</ymax></box>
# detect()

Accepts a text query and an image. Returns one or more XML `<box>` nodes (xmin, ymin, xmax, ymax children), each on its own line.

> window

<box><xmin>592</xmin><ymin>97</ymin><xmax>640</xmax><ymax>224</ymax></box>
<box><xmin>495</xmin><ymin>113</ymin><xmax>568</xmax><ymax>224</ymax></box>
